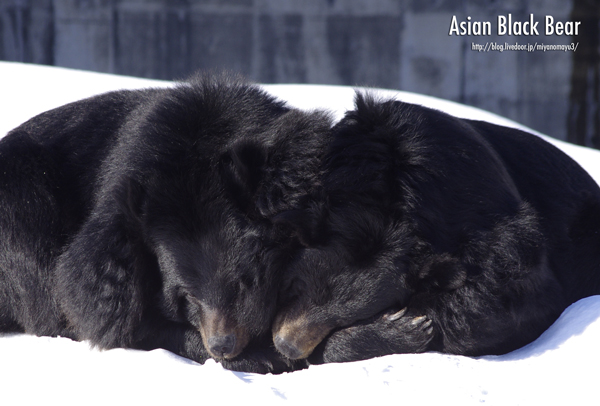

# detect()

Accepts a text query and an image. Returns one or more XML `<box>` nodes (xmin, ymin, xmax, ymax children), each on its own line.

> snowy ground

<box><xmin>1</xmin><ymin>62</ymin><xmax>599</xmax><ymax>405</ymax></box>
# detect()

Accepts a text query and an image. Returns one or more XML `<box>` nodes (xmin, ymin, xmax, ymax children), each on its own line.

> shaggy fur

<box><xmin>0</xmin><ymin>74</ymin><xmax>331</xmax><ymax>373</ymax></box>
<box><xmin>272</xmin><ymin>93</ymin><xmax>600</xmax><ymax>363</ymax></box>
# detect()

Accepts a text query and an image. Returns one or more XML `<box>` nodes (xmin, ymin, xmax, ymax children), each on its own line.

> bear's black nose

<box><xmin>274</xmin><ymin>335</ymin><xmax>303</xmax><ymax>359</ymax></box>
<box><xmin>207</xmin><ymin>334</ymin><xmax>236</xmax><ymax>359</ymax></box>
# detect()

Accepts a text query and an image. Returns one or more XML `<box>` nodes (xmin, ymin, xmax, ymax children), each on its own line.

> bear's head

<box><xmin>124</xmin><ymin>77</ymin><xmax>332</xmax><ymax>360</ymax></box>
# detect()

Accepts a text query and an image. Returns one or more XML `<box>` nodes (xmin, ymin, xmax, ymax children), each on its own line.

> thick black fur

<box><xmin>0</xmin><ymin>73</ymin><xmax>331</xmax><ymax>373</ymax></box>
<box><xmin>272</xmin><ymin>93</ymin><xmax>600</xmax><ymax>364</ymax></box>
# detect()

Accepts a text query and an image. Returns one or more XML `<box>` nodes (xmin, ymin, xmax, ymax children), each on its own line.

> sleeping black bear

<box><xmin>0</xmin><ymin>74</ymin><xmax>331</xmax><ymax>373</ymax></box>
<box><xmin>272</xmin><ymin>93</ymin><xmax>600</xmax><ymax>364</ymax></box>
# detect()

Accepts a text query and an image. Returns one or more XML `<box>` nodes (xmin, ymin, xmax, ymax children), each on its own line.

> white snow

<box><xmin>1</xmin><ymin>61</ymin><xmax>599</xmax><ymax>405</ymax></box>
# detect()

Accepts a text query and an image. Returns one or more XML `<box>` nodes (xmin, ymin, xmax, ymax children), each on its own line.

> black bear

<box><xmin>0</xmin><ymin>73</ymin><xmax>331</xmax><ymax>373</ymax></box>
<box><xmin>272</xmin><ymin>93</ymin><xmax>600</xmax><ymax>363</ymax></box>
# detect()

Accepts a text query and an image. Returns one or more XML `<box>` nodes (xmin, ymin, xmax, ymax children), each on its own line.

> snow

<box><xmin>1</xmin><ymin>61</ymin><xmax>599</xmax><ymax>405</ymax></box>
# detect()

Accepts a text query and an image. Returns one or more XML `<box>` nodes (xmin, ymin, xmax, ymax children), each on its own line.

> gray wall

<box><xmin>2</xmin><ymin>0</ymin><xmax>599</xmax><ymax>147</ymax></box>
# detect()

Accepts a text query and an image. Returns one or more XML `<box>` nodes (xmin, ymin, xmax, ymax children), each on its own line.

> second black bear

<box><xmin>272</xmin><ymin>93</ymin><xmax>600</xmax><ymax>363</ymax></box>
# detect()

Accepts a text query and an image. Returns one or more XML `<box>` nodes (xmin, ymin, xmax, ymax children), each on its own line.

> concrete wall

<box><xmin>1</xmin><ymin>0</ymin><xmax>598</xmax><ymax>146</ymax></box>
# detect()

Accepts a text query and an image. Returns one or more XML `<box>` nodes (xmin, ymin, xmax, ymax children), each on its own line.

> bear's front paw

<box><xmin>382</xmin><ymin>308</ymin><xmax>434</xmax><ymax>353</ymax></box>
<box><xmin>311</xmin><ymin>307</ymin><xmax>435</xmax><ymax>364</ymax></box>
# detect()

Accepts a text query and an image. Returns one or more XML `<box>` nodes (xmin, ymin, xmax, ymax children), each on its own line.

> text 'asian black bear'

<box><xmin>272</xmin><ymin>93</ymin><xmax>600</xmax><ymax>363</ymax></box>
<box><xmin>0</xmin><ymin>74</ymin><xmax>331</xmax><ymax>374</ymax></box>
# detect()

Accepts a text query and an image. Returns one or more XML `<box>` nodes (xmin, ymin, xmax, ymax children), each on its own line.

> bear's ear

<box><xmin>417</xmin><ymin>253</ymin><xmax>467</xmax><ymax>291</ymax></box>
<box><xmin>219</xmin><ymin>139</ymin><xmax>268</xmax><ymax>215</ymax></box>
<box><xmin>272</xmin><ymin>197</ymin><xmax>329</xmax><ymax>247</ymax></box>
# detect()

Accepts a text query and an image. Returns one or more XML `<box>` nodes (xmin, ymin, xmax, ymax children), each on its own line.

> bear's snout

<box><xmin>198</xmin><ymin>306</ymin><xmax>250</xmax><ymax>360</ymax></box>
<box><xmin>272</xmin><ymin>313</ymin><xmax>333</xmax><ymax>360</ymax></box>
<box><xmin>273</xmin><ymin>335</ymin><xmax>305</xmax><ymax>360</ymax></box>
<box><xmin>207</xmin><ymin>334</ymin><xmax>237</xmax><ymax>359</ymax></box>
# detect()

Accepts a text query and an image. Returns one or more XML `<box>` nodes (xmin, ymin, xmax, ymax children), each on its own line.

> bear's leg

<box><xmin>309</xmin><ymin>308</ymin><xmax>434</xmax><ymax>364</ymax></box>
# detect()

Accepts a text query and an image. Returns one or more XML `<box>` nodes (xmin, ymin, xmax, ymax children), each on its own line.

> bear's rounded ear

<box><xmin>417</xmin><ymin>253</ymin><xmax>467</xmax><ymax>291</ymax></box>
<box><xmin>272</xmin><ymin>198</ymin><xmax>329</xmax><ymax>247</ymax></box>
<box><xmin>219</xmin><ymin>139</ymin><xmax>268</xmax><ymax>214</ymax></box>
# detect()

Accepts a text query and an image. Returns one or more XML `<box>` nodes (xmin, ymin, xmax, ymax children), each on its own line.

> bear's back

<box><xmin>467</xmin><ymin>119</ymin><xmax>600</xmax><ymax>301</ymax></box>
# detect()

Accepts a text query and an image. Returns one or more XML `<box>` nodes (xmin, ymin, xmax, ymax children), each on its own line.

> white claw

<box><xmin>411</xmin><ymin>316</ymin><xmax>427</xmax><ymax>326</ymax></box>
<box><xmin>386</xmin><ymin>308</ymin><xmax>407</xmax><ymax>321</ymax></box>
